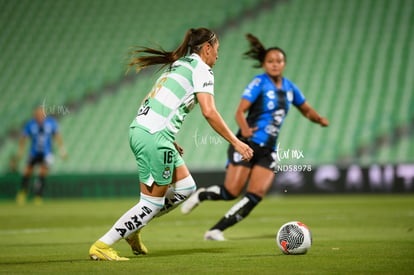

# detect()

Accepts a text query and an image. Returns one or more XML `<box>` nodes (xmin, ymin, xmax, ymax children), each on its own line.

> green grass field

<box><xmin>0</xmin><ymin>195</ymin><xmax>413</xmax><ymax>274</ymax></box>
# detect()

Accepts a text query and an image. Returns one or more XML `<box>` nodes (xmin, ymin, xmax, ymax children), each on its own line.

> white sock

<box><xmin>99</xmin><ymin>193</ymin><xmax>164</xmax><ymax>245</ymax></box>
<box><xmin>156</xmin><ymin>175</ymin><xmax>196</xmax><ymax>217</ymax></box>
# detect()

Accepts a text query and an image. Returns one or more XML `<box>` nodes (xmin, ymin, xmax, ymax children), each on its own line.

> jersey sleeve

<box><xmin>291</xmin><ymin>82</ymin><xmax>306</xmax><ymax>106</ymax></box>
<box><xmin>193</xmin><ymin>64</ymin><xmax>214</xmax><ymax>95</ymax></box>
<box><xmin>241</xmin><ymin>76</ymin><xmax>262</xmax><ymax>103</ymax></box>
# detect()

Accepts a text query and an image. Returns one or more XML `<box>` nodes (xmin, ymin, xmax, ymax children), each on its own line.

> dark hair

<box><xmin>128</xmin><ymin>28</ymin><xmax>218</xmax><ymax>72</ymax></box>
<box><xmin>244</xmin><ymin>33</ymin><xmax>287</xmax><ymax>68</ymax></box>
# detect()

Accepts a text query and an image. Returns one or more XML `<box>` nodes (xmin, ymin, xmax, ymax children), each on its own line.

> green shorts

<box><xmin>129</xmin><ymin>124</ymin><xmax>184</xmax><ymax>186</ymax></box>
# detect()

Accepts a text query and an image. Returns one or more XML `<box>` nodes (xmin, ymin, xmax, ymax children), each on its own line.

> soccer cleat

<box><xmin>89</xmin><ymin>241</ymin><xmax>129</xmax><ymax>261</ymax></box>
<box><xmin>33</xmin><ymin>196</ymin><xmax>43</xmax><ymax>206</ymax></box>
<box><xmin>126</xmin><ymin>229</ymin><xmax>148</xmax><ymax>255</ymax></box>
<box><xmin>16</xmin><ymin>190</ymin><xmax>27</xmax><ymax>206</ymax></box>
<box><xmin>204</xmin><ymin>229</ymin><xmax>227</xmax><ymax>241</ymax></box>
<box><xmin>180</xmin><ymin>188</ymin><xmax>205</xmax><ymax>214</ymax></box>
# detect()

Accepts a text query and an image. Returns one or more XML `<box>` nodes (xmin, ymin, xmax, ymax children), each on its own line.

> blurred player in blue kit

<box><xmin>14</xmin><ymin>106</ymin><xmax>67</xmax><ymax>205</ymax></box>
<box><xmin>181</xmin><ymin>34</ymin><xmax>329</xmax><ymax>240</ymax></box>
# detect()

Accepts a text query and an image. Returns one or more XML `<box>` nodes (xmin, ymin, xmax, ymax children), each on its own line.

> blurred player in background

<box><xmin>13</xmin><ymin>106</ymin><xmax>67</xmax><ymax>205</ymax></box>
<box><xmin>181</xmin><ymin>33</ymin><xmax>329</xmax><ymax>241</ymax></box>
<box><xmin>89</xmin><ymin>27</ymin><xmax>253</xmax><ymax>261</ymax></box>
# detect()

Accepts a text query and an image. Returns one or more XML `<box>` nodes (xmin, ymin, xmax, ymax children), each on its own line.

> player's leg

<box><xmin>33</xmin><ymin>163</ymin><xmax>49</xmax><ymax>205</ymax></box>
<box><xmin>181</xmin><ymin>164</ymin><xmax>250</xmax><ymax>214</ymax></box>
<box><xmin>21</xmin><ymin>165</ymin><xmax>34</xmax><ymax>190</ymax></box>
<box><xmin>89</xmin><ymin>182</ymin><xmax>169</xmax><ymax>261</ymax></box>
<box><xmin>205</xmin><ymin>165</ymin><xmax>275</xmax><ymax>241</ymax></box>
<box><xmin>126</xmin><ymin>164</ymin><xmax>195</xmax><ymax>256</ymax></box>
<box><xmin>156</xmin><ymin>164</ymin><xmax>196</xmax><ymax>217</ymax></box>
<box><xmin>205</xmin><ymin>163</ymin><xmax>250</xmax><ymax>199</ymax></box>
<box><xmin>245</xmin><ymin>165</ymin><xmax>275</xmax><ymax>197</ymax></box>
<box><xmin>181</xmin><ymin>144</ymin><xmax>251</xmax><ymax>214</ymax></box>
<box><xmin>16</xmin><ymin>157</ymin><xmax>35</xmax><ymax>205</ymax></box>
<box><xmin>100</xmin><ymin>182</ymin><xmax>168</xmax><ymax>244</ymax></box>
<box><xmin>89</xmin><ymin>126</ymin><xmax>177</xmax><ymax>260</ymax></box>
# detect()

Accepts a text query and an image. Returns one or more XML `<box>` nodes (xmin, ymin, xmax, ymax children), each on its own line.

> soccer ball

<box><xmin>276</xmin><ymin>221</ymin><xmax>312</xmax><ymax>255</ymax></box>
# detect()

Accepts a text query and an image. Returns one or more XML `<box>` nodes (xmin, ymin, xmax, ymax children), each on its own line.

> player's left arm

<box><xmin>297</xmin><ymin>102</ymin><xmax>329</xmax><ymax>127</ymax></box>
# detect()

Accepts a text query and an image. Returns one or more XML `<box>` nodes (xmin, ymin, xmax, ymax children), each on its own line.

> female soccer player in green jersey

<box><xmin>89</xmin><ymin>28</ymin><xmax>254</xmax><ymax>261</ymax></box>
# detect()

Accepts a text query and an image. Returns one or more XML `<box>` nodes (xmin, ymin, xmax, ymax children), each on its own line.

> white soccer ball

<box><xmin>276</xmin><ymin>221</ymin><xmax>312</xmax><ymax>255</ymax></box>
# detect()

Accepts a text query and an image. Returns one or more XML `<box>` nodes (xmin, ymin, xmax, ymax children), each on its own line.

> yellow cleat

<box><xmin>33</xmin><ymin>196</ymin><xmax>43</xmax><ymax>206</ymax></box>
<box><xmin>89</xmin><ymin>241</ymin><xmax>129</xmax><ymax>261</ymax></box>
<box><xmin>126</xmin><ymin>229</ymin><xmax>148</xmax><ymax>255</ymax></box>
<box><xmin>16</xmin><ymin>190</ymin><xmax>27</xmax><ymax>206</ymax></box>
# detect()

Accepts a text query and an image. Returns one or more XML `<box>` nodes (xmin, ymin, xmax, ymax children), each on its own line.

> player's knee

<box><xmin>205</xmin><ymin>185</ymin><xmax>238</xmax><ymax>201</ymax></box>
<box><xmin>174</xmin><ymin>175</ymin><xmax>196</xmax><ymax>198</ymax></box>
<box><xmin>222</xmin><ymin>186</ymin><xmax>237</xmax><ymax>200</ymax></box>
<box><xmin>246</xmin><ymin>184</ymin><xmax>269</xmax><ymax>198</ymax></box>
<box><xmin>140</xmin><ymin>193</ymin><xmax>165</xmax><ymax>212</ymax></box>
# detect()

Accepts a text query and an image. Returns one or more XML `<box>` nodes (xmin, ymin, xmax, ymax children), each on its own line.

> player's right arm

<box><xmin>9</xmin><ymin>135</ymin><xmax>27</xmax><ymax>171</ymax></box>
<box><xmin>196</xmin><ymin>92</ymin><xmax>253</xmax><ymax>161</ymax></box>
<box><xmin>16</xmin><ymin>132</ymin><xmax>28</xmax><ymax>161</ymax></box>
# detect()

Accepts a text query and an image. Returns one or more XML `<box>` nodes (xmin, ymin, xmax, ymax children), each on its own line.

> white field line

<box><xmin>0</xmin><ymin>227</ymin><xmax>96</xmax><ymax>235</ymax></box>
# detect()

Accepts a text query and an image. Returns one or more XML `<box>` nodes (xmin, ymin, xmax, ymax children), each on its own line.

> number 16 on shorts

<box><xmin>163</xmin><ymin>150</ymin><xmax>173</xmax><ymax>164</ymax></box>
<box><xmin>162</xmin><ymin>150</ymin><xmax>173</xmax><ymax>180</ymax></box>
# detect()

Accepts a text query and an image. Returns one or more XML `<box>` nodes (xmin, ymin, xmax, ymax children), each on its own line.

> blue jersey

<box><xmin>240</xmin><ymin>74</ymin><xmax>306</xmax><ymax>150</ymax></box>
<box><xmin>23</xmin><ymin>117</ymin><xmax>59</xmax><ymax>157</ymax></box>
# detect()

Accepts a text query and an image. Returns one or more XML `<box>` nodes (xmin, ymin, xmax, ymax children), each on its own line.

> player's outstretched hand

<box><xmin>233</xmin><ymin>140</ymin><xmax>253</xmax><ymax>161</ymax></box>
<box><xmin>319</xmin><ymin>117</ymin><xmax>329</xmax><ymax>127</ymax></box>
<box><xmin>60</xmin><ymin>148</ymin><xmax>68</xmax><ymax>160</ymax></box>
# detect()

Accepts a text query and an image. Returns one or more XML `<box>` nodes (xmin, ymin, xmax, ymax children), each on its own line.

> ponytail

<box><xmin>244</xmin><ymin>33</ymin><xmax>287</xmax><ymax>68</ymax></box>
<box><xmin>128</xmin><ymin>28</ymin><xmax>218</xmax><ymax>72</ymax></box>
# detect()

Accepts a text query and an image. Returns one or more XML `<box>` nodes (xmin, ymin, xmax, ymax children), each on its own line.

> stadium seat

<box><xmin>1</xmin><ymin>0</ymin><xmax>412</xmax><ymax>174</ymax></box>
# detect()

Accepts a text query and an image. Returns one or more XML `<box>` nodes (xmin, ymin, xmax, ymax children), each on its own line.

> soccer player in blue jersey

<box><xmin>181</xmin><ymin>33</ymin><xmax>329</xmax><ymax>241</ymax></box>
<box><xmin>14</xmin><ymin>106</ymin><xmax>66</xmax><ymax>205</ymax></box>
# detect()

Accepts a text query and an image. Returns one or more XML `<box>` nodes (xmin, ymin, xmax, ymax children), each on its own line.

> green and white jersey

<box><xmin>134</xmin><ymin>53</ymin><xmax>214</xmax><ymax>138</ymax></box>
